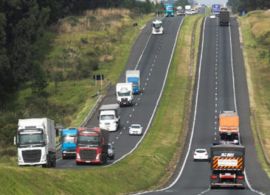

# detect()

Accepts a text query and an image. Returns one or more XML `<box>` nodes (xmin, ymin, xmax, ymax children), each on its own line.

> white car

<box><xmin>193</xmin><ymin>148</ymin><xmax>208</xmax><ymax>161</ymax></box>
<box><xmin>210</xmin><ymin>15</ymin><xmax>216</xmax><ymax>19</ymax></box>
<box><xmin>129</xmin><ymin>124</ymin><xmax>143</xmax><ymax>135</ymax></box>
<box><xmin>107</xmin><ymin>143</ymin><xmax>115</xmax><ymax>160</ymax></box>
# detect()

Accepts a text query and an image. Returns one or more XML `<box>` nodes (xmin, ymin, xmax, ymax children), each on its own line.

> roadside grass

<box><xmin>239</xmin><ymin>10</ymin><xmax>270</xmax><ymax>176</ymax></box>
<box><xmin>0</xmin><ymin>15</ymin><xmax>203</xmax><ymax>194</ymax></box>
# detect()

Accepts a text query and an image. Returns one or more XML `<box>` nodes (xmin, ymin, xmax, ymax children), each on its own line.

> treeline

<box><xmin>227</xmin><ymin>0</ymin><xmax>270</xmax><ymax>13</ymax></box>
<box><xmin>0</xmin><ymin>0</ymin><xmax>154</xmax><ymax>105</ymax></box>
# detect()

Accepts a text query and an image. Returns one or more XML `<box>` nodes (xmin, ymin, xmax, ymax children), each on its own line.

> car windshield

<box><xmin>18</xmin><ymin>132</ymin><xmax>44</xmax><ymax>145</ymax></box>
<box><xmin>196</xmin><ymin>149</ymin><xmax>206</xmax><ymax>153</ymax></box>
<box><xmin>153</xmin><ymin>23</ymin><xmax>162</xmax><ymax>29</ymax></box>
<box><xmin>77</xmin><ymin>135</ymin><xmax>99</xmax><ymax>146</ymax></box>
<box><xmin>100</xmin><ymin>115</ymin><xmax>114</xmax><ymax>120</ymax></box>
<box><xmin>131</xmin><ymin>125</ymin><xmax>141</xmax><ymax>129</ymax></box>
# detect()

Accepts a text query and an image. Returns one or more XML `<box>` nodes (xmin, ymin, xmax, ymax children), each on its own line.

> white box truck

<box><xmin>99</xmin><ymin>104</ymin><xmax>120</xmax><ymax>131</ymax></box>
<box><xmin>116</xmin><ymin>83</ymin><xmax>133</xmax><ymax>106</ymax></box>
<box><xmin>16</xmin><ymin>118</ymin><xmax>56</xmax><ymax>167</ymax></box>
<box><xmin>126</xmin><ymin>70</ymin><xmax>140</xmax><ymax>94</ymax></box>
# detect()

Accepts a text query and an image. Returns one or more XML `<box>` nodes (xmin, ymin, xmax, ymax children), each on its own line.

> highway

<box><xmin>142</xmin><ymin>16</ymin><xmax>270</xmax><ymax>195</ymax></box>
<box><xmin>56</xmin><ymin>16</ymin><xmax>184</xmax><ymax>168</ymax></box>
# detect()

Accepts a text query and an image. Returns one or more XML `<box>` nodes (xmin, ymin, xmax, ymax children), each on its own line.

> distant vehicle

<box><xmin>76</xmin><ymin>127</ymin><xmax>109</xmax><ymax>165</ymax></box>
<box><xmin>212</xmin><ymin>4</ymin><xmax>221</xmax><ymax>15</ymax></box>
<box><xmin>218</xmin><ymin>111</ymin><xmax>239</xmax><ymax>145</ymax></box>
<box><xmin>185</xmin><ymin>5</ymin><xmax>192</xmax><ymax>15</ymax></box>
<box><xmin>15</xmin><ymin>118</ymin><xmax>56</xmax><ymax>167</ymax></box>
<box><xmin>193</xmin><ymin>148</ymin><xmax>209</xmax><ymax>161</ymax></box>
<box><xmin>219</xmin><ymin>8</ymin><xmax>230</xmax><ymax>26</ymax></box>
<box><xmin>99</xmin><ymin>104</ymin><xmax>120</xmax><ymax>131</ymax></box>
<box><xmin>129</xmin><ymin>124</ymin><xmax>143</xmax><ymax>135</ymax></box>
<box><xmin>61</xmin><ymin>128</ymin><xmax>78</xmax><ymax>159</ymax></box>
<box><xmin>210</xmin><ymin>145</ymin><xmax>245</xmax><ymax>189</ymax></box>
<box><xmin>210</xmin><ymin>14</ymin><xmax>216</xmax><ymax>19</ymax></box>
<box><xmin>164</xmin><ymin>3</ymin><xmax>174</xmax><ymax>17</ymax></box>
<box><xmin>152</xmin><ymin>20</ymin><xmax>164</xmax><ymax>35</ymax></box>
<box><xmin>176</xmin><ymin>6</ymin><xmax>185</xmax><ymax>16</ymax></box>
<box><xmin>116</xmin><ymin>83</ymin><xmax>133</xmax><ymax>106</ymax></box>
<box><xmin>107</xmin><ymin>143</ymin><xmax>115</xmax><ymax>160</ymax></box>
<box><xmin>126</xmin><ymin>70</ymin><xmax>140</xmax><ymax>94</ymax></box>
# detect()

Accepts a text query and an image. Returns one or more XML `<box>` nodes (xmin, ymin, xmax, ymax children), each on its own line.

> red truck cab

<box><xmin>76</xmin><ymin>127</ymin><xmax>109</xmax><ymax>165</ymax></box>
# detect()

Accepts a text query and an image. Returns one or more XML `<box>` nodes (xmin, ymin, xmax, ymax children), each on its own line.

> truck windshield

<box><xmin>220</xmin><ymin>134</ymin><xmax>238</xmax><ymax>141</ymax></box>
<box><xmin>153</xmin><ymin>23</ymin><xmax>162</xmax><ymax>29</ymax></box>
<box><xmin>18</xmin><ymin>132</ymin><xmax>44</xmax><ymax>146</ymax></box>
<box><xmin>62</xmin><ymin>135</ymin><xmax>76</xmax><ymax>143</ymax></box>
<box><xmin>100</xmin><ymin>115</ymin><xmax>114</xmax><ymax>120</ymax></box>
<box><xmin>77</xmin><ymin>135</ymin><xmax>99</xmax><ymax>146</ymax></box>
<box><xmin>118</xmin><ymin>91</ymin><xmax>130</xmax><ymax>96</ymax></box>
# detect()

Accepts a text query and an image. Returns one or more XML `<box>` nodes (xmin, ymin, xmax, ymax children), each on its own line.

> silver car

<box><xmin>108</xmin><ymin>143</ymin><xmax>115</xmax><ymax>160</ymax></box>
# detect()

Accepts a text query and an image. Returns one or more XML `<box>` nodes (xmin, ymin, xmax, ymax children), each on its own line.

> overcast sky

<box><xmin>196</xmin><ymin>0</ymin><xmax>228</xmax><ymax>6</ymax></box>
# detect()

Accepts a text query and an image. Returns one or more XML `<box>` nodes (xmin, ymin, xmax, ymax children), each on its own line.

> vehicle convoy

<box><xmin>76</xmin><ymin>127</ymin><xmax>109</xmax><ymax>165</ymax></box>
<box><xmin>99</xmin><ymin>104</ymin><xmax>120</xmax><ymax>131</ymax></box>
<box><xmin>116</xmin><ymin>82</ymin><xmax>133</xmax><ymax>106</ymax></box>
<box><xmin>184</xmin><ymin>5</ymin><xmax>192</xmax><ymax>15</ymax></box>
<box><xmin>219</xmin><ymin>8</ymin><xmax>230</xmax><ymax>26</ymax></box>
<box><xmin>218</xmin><ymin>111</ymin><xmax>240</xmax><ymax>145</ymax></box>
<box><xmin>210</xmin><ymin>145</ymin><xmax>245</xmax><ymax>189</ymax></box>
<box><xmin>152</xmin><ymin>20</ymin><xmax>164</xmax><ymax>35</ymax></box>
<box><xmin>15</xmin><ymin>118</ymin><xmax>56</xmax><ymax>167</ymax></box>
<box><xmin>126</xmin><ymin>70</ymin><xmax>140</xmax><ymax>94</ymax></box>
<box><xmin>164</xmin><ymin>3</ymin><xmax>174</xmax><ymax>17</ymax></box>
<box><xmin>61</xmin><ymin>128</ymin><xmax>78</xmax><ymax>159</ymax></box>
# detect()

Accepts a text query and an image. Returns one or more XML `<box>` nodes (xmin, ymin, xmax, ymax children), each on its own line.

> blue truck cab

<box><xmin>165</xmin><ymin>4</ymin><xmax>174</xmax><ymax>17</ymax></box>
<box><xmin>61</xmin><ymin>128</ymin><xmax>78</xmax><ymax>159</ymax></box>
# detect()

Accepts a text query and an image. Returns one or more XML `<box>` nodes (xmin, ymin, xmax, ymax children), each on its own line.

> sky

<box><xmin>196</xmin><ymin>0</ymin><xmax>228</xmax><ymax>6</ymax></box>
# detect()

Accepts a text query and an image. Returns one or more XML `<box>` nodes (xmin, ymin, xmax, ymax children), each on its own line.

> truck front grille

<box><xmin>80</xmin><ymin>150</ymin><xmax>97</xmax><ymax>160</ymax></box>
<box><xmin>22</xmin><ymin>150</ymin><xmax>41</xmax><ymax>163</ymax></box>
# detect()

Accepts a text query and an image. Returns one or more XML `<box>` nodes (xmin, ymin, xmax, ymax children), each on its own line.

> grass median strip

<box><xmin>0</xmin><ymin>15</ymin><xmax>203</xmax><ymax>195</ymax></box>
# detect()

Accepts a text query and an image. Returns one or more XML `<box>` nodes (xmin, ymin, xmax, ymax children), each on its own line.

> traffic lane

<box><xmin>56</xmin><ymin>16</ymin><xmax>183</xmax><ymax>168</ymax></box>
<box><xmin>231</xmin><ymin>17</ymin><xmax>270</xmax><ymax>194</ymax></box>
<box><xmin>218</xmin><ymin>24</ymin><xmax>235</xmax><ymax>111</ymax></box>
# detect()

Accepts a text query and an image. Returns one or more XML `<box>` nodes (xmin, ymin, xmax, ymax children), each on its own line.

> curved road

<box><xmin>57</xmin><ymin>16</ymin><xmax>184</xmax><ymax>168</ymax></box>
<box><xmin>143</xmin><ymin>16</ymin><xmax>270</xmax><ymax>195</ymax></box>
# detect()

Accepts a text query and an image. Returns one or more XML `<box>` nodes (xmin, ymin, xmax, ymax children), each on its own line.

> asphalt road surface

<box><xmin>142</xmin><ymin>16</ymin><xmax>270</xmax><ymax>195</ymax></box>
<box><xmin>56</xmin><ymin>16</ymin><xmax>184</xmax><ymax>168</ymax></box>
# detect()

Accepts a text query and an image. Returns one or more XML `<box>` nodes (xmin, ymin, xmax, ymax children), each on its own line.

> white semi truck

<box><xmin>99</xmin><ymin>104</ymin><xmax>120</xmax><ymax>131</ymax></box>
<box><xmin>15</xmin><ymin>118</ymin><xmax>56</xmax><ymax>167</ymax></box>
<box><xmin>116</xmin><ymin>83</ymin><xmax>133</xmax><ymax>106</ymax></box>
<box><xmin>152</xmin><ymin>20</ymin><xmax>164</xmax><ymax>35</ymax></box>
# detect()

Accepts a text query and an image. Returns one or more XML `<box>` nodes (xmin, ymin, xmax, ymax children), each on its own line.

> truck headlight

<box><xmin>76</xmin><ymin>153</ymin><xmax>80</xmax><ymax>159</ymax></box>
<box><xmin>96</xmin><ymin>153</ymin><xmax>101</xmax><ymax>160</ymax></box>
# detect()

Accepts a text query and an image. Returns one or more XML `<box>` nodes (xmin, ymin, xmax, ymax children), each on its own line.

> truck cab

<box><xmin>152</xmin><ymin>20</ymin><xmax>164</xmax><ymax>35</ymax></box>
<box><xmin>61</xmin><ymin>128</ymin><xmax>78</xmax><ymax>159</ymax></box>
<box><xmin>99</xmin><ymin>104</ymin><xmax>120</xmax><ymax>131</ymax></box>
<box><xmin>16</xmin><ymin>118</ymin><xmax>56</xmax><ymax>168</ymax></box>
<box><xmin>76</xmin><ymin>127</ymin><xmax>109</xmax><ymax>165</ymax></box>
<box><xmin>164</xmin><ymin>4</ymin><xmax>174</xmax><ymax>17</ymax></box>
<box><xmin>116</xmin><ymin>83</ymin><xmax>133</xmax><ymax>106</ymax></box>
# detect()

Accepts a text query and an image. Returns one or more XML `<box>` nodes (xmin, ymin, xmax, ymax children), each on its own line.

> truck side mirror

<box><xmin>13</xmin><ymin>136</ymin><xmax>16</xmax><ymax>146</ymax></box>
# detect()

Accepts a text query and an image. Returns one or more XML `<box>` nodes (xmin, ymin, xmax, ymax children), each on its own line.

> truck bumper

<box><xmin>211</xmin><ymin>182</ymin><xmax>245</xmax><ymax>189</ymax></box>
<box><xmin>76</xmin><ymin>159</ymin><xmax>102</xmax><ymax>164</ymax></box>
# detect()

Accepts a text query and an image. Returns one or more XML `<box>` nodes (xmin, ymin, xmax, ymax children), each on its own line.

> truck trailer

<box><xmin>218</xmin><ymin>111</ymin><xmax>240</xmax><ymax>145</ymax></box>
<box><xmin>16</xmin><ymin>118</ymin><xmax>56</xmax><ymax>167</ymax></box>
<box><xmin>210</xmin><ymin>145</ymin><xmax>245</xmax><ymax>189</ymax></box>
<box><xmin>76</xmin><ymin>127</ymin><xmax>109</xmax><ymax>165</ymax></box>
<box><xmin>61</xmin><ymin>128</ymin><xmax>78</xmax><ymax>159</ymax></box>
<box><xmin>99</xmin><ymin>104</ymin><xmax>120</xmax><ymax>131</ymax></box>
<box><xmin>219</xmin><ymin>8</ymin><xmax>230</xmax><ymax>26</ymax></box>
<box><xmin>126</xmin><ymin>70</ymin><xmax>140</xmax><ymax>94</ymax></box>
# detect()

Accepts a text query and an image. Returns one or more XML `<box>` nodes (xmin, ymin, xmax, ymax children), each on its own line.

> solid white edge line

<box><xmin>134</xmin><ymin>16</ymin><xmax>207</xmax><ymax>195</ymax></box>
<box><xmin>106</xmin><ymin>17</ymin><xmax>184</xmax><ymax>170</ymax></box>
<box><xmin>229</xmin><ymin>18</ymin><xmax>265</xmax><ymax>195</ymax></box>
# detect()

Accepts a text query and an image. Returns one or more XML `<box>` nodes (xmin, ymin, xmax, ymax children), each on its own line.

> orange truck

<box><xmin>218</xmin><ymin>111</ymin><xmax>240</xmax><ymax>145</ymax></box>
<box><xmin>210</xmin><ymin>144</ymin><xmax>245</xmax><ymax>189</ymax></box>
